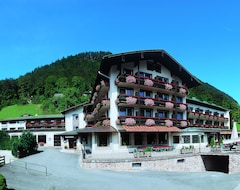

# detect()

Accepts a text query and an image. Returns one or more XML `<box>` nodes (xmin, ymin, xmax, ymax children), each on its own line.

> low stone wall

<box><xmin>229</xmin><ymin>153</ymin><xmax>240</xmax><ymax>174</ymax></box>
<box><xmin>81</xmin><ymin>155</ymin><xmax>206</xmax><ymax>172</ymax></box>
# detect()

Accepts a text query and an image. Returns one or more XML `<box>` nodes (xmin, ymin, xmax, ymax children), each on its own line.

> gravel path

<box><xmin>1</xmin><ymin>148</ymin><xmax>240</xmax><ymax>190</ymax></box>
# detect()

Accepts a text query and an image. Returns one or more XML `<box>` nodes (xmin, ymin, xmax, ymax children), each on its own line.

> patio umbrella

<box><xmin>231</xmin><ymin>122</ymin><xmax>238</xmax><ymax>141</ymax></box>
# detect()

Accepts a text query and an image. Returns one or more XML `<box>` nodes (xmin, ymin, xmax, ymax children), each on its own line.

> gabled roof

<box><xmin>187</xmin><ymin>97</ymin><xmax>228</xmax><ymax>111</ymax></box>
<box><xmin>100</xmin><ymin>50</ymin><xmax>202</xmax><ymax>88</ymax></box>
<box><xmin>61</xmin><ymin>102</ymin><xmax>89</xmax><ymax>114</ymax></box>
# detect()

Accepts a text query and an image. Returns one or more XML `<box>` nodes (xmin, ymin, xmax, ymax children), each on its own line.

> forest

<box><xmin>0</xmin><ymin>51</ymin><xmax>239</xmax><ymax>120</ymax></box>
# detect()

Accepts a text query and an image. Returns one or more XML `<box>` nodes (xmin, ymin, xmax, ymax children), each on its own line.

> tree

<box><xmin>12</xmin><ymin>131</ymin><xmax>38</xmax><ymax>158</ymax></box>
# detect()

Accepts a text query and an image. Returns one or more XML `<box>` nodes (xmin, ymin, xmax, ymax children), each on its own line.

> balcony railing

<box><xmin>85</xmin><ymin>99</ymin><xmax>110</xmax><ymax>121</ymax></box>
<box><xmin>115</xmin><ymin>74</ymin><xmax>188</xmax><ymax>97</ymax></box>
<box><xmin>188</xmin><ymin>111</ymin><xmax>228</xmax><ymax>122</ymax></box>
<box><xmin>26</xmin><ymin>122</ymin><xmax>65</xmax><ymax>128</ymax></box>
<box><xmin>190</xmin><ymin>123</ymin><xmax>228</xmax><ymax>129</ymax></box>
<box><xmin>117</xmin><ymin>94</ymin><xmax>187</xmax><ymax>112</ymax></box>
<box><xmin>90</xmin><ymin>80</ymin><xmax>110</xmax><ymax>105</ymax></box>
<box><xmin>117</xmin><ymin>116</ymin><xmax>188</xmax><ymax>128</ymax></box>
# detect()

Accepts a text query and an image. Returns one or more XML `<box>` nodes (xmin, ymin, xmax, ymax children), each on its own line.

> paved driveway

<box><xmin>1</xmin><ymin>148</ymin><xmax>240</xmax><ymax>190</ymax></box>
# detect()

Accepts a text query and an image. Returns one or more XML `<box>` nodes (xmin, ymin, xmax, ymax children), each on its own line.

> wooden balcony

<box><xmin>116</xmin><ymin>94</ymin><xmax>187</xmax><ymax>112</ymax></box>
<box><xmin>188</xmin><ymin>111</ymin><xmax>228</xmax><ymax>122</ymax></box>
<box><xmin>116</xmin><ymin>74</ymin><xmax>188</xmax><ymax>97</ymax></box>
<box><xmin>117</xmin><ymin>116</ymin><xmax>188</xmax><ymax>128</ymax></box>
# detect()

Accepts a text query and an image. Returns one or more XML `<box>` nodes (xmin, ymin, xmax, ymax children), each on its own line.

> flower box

<box><xmin>179</xmin><ymin>87</ymin><xmax>187</xmax><ymax>94</ymax></box>
<box><xmin>126</xmin><ymin>97</ymin><xmax>137</xmax><ymax>105</ymax></box>
<box><xmin>125</xmin><ymin>118</ymin><xmax>136</xmax><ymax>126</ymax></box>
<box><xmin>144</xmin><ymin>99</ymin><xmax>155</xmax><ymax>106</ymax></box>
<box><xmin>144</xmin><ymin>79</ymin><xmax>154</xmax><ymax>86</ymax></box>
<box><xmin>165</xmin><ymin>102</ymin><xmax>174</xmax><ymax>108</ymax></box>
<box><xmin>165</xmin><ymin>119</ymin><xmax>173</xmax><ymax>127</ymax></box>
<box><xmin>145</xmin><ymin>119</ymin><xmax>155</xmax><ymax>126</ymax></box>
<box><xmin>126</xmin><ymin>76</ymin><xmax>136</xmax><ymax>83</ymax></box>
<box><xmin>165</xmin><ymin>83</ymin><xmax>173</xmax><ymax>90</ymax></box>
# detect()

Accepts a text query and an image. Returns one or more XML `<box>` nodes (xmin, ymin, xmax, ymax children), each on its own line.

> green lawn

<box><xmin>0</xmin><ymin>104</ymin><xmax>45</xmax><ymax>120</ymax></box>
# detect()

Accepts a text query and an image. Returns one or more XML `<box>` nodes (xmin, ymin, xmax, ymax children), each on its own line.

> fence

<box><xmin>10</xmin><ymin>160</ymin><xmax>48</xmax><ymax>176</ymax></box>
<box><xmin>0</xmin><ymin>156</ymin><xmax>5</xmax><ymax>166</ymax></box>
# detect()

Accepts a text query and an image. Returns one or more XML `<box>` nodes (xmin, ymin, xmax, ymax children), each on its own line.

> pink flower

<box><xmin>144</xmin><ymin>79</ymin><xmax>154</xmax><ymax>86</ymax></box>
<box><xmin>165</xmin><ymin>119</ymin><xmax>173</xmax><ymax>127</ymax></box>
<box><xmin>165</xmin><ymin>83</ymin><xmax>173</xmax><ymax>90</ymax></box>
<box><xmin>96</xmin><ymin>85</ymin><xmax>101</xmax><ymax>91</ymax></box>
<box><xmin>100</xmin><ymin>80</ymin><xmax>105</xmax><ymax>86</ymax></box>
<box><xmin>180</xmin><ymin>87</ymin><xmax>187</xmax><ymax>94</ymax></box>
<box><xmin>116</xmin><ymin>119</ymin><xmax>120</xmax><ymax>125</ymax></box>
<box><xmin>145</xmin><ymin>119</ymin><xmax>155</xmax><ymax>126</ymax></box>
<box><xmin>126</xmin><ymin>97</ymin><xmax>137</xmax><ymax>105</ymax></box>
<box><xmin>102</xmin><ymin>119</ymin><xmax>110</xmax><ymax>126</ymax></box>
<box><xmin>102</xmin><ymin>99</ymin><xmax>110</xmax><ymax>107</ymax></box>
<box><xmin>165</xmin><ymin>102</ymin><xmax>174</xmax><ymax>108</ymax></box>
<box><xmin>179</xmin><ymin>104</ymin><xmax>187</xmax><ymax>110</ymax></box>
<box><xmin>126</xmin><ymin>76</ymin><xmax>136</xmax><ymax>83</ymax></box>
<box><xmin>144</xmin><ymin>99</ymin><xmax>155</xmax><ymax>106</ymax></box>
<box><xmin>125</xmin><ymin>118</ymin><xmax>136</xmax><ymax>126</ymax></box>
<box><xmin>180</xmin><ymin>120</ymin><xmax>188</xmax><ymax>127</ymax></box>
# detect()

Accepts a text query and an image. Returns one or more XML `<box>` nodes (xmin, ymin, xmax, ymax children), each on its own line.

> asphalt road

<box><xmin>1</xmin><ymin>148</ymin><xmax>240</xmax><ymax>190</ymax></box>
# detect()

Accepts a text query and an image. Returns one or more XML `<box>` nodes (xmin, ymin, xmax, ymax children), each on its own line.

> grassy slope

<box><xmin>0</xmin><ymin>104</ymin><xmax>45</xmax><ymax>120</ymax></box>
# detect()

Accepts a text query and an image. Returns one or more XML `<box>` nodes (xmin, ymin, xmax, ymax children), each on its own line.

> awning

<box><xmin>59</xmin><ymin>130</ymin><xmax>79</xmax><ymax>136</ymax></box>
<box><xmin>220</xmin><ymin>131</ymin><xmax>240</xmax><ymax>135</ymax></box>
<box><xmin>122</xmin><ymin>126</ymin><xmax>181</xmax><ymax>132</ymax></box>
<box><xmin>78</xmin><ymin>126</ymin><xmax>117</xmax><ymax>133</ymax></box>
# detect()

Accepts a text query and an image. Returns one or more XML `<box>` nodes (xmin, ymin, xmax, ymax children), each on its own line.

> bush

<box><xmin>11</xmin><ymin>131</ymin><xmax>38</xmax><ymax>158</ymax></box>
<box><xmin>0</xmin><ymin>174</ymin><xmax>7</xmax><ymax>190</ymax></box>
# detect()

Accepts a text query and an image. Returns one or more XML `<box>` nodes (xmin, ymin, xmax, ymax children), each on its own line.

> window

<box><xmin>140</xmin><ymin>109</ymin><xmax>152</xmax><ymax>117</ymax></box>
<box><xmin>119</xmin><ymin>107</ymin><xmax>133</xmax><ymax>116</ymax></box>
<box><xmin>157</xmin><ymin>92</ymin><xmax>169</xmax><ymax>100</ymax></box>
<box><xmin>81</xmin><ymin>134</ymin><xmax>88</xmax><ymax>145</ymax></box>
<box><xmin>73</xmin><ymin>114</ymin><xmax>78</xmax><ymax>120</ymax></box>
<box><xmin>121</xmin><ymin>133</ymin><xmax>130</xmax><ymax>145</ymax></box>
<box><xmin>119</xmin><ymin>88</ymin><xmax>133</xmax><ymax>96</ymax></box>
<box><xmin>157</xmin><ymin>111</ymin><xmax>168</xmax><ymax>118</ymax></box>
<box><xmin>192</xmin><ymin>135</ymin><xmax>199</xmax><ymax>143</ymax></box>
<box><xmin>123</xmin><ymin>69</ymin><xmax>133</xmax><ymax>75</ymax></box>
<box><xmin>134</xmin><ymin>133</ymin><xmax>142</xmax><ymax>145</ymax></box>
<box><xmin>147</xmin><ymin>134</ymin><xmax>156</xmax><ymax>145</ymax></box>
<box><xmin>189</xmin><ymin>107</ymin><xmax>194</xmax><ymax>112</ymax></box>
<box><xmin>38</xmin><ymin>135</ymin><xmax>46</xmax><ymax>143</ymax></box>
<box><xmin>139</xmin><ymin>90</ymin><xmax>152</xmax><ymax>98</ymax></box>
<box><xmin>54</xmin><ymin>135</ymin><xmax>61</xmax><ymax>146</ymax></box>
<box><xmin>182</xmin><ymin>135</ymin><xmax>190</xmax><ymax>143</ymax></box>
<box><xmin>176</xmin><ymin>97</ymin><xmax>183</xmax><ymax>103</ymax></box>
<box><xmin>155</xmin><ymin>76</ymin><xmax>168</xmax><ymax>82</ymax></box>
<box><xmin>177</xmin><ymin>113</ymin><xmax>183</xmax><ymax>120</ymax></box>
<box><xmin>173</xmin><ymin>136</ymin><xmax>180</xmax><ymax>143</ymax></box>
<box><xmin>137</xmin><ymin>72</ymin><xmax>152</xmax><ymax>79</ymax></box>
<box><xmin>147</xmin><ymin>61</ymin><xmax>161</xmax><ymax>73</ymax></box>
<box><xmin>98</xmin><ymin>133</ymin><xmax>109</xmax><ymax>146</ymax></box>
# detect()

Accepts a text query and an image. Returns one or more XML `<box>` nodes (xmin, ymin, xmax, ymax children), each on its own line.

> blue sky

<box><xmin>0</xmin><ymin>0</ymin><xmax>239</xmax><ymax>104</ymax></box>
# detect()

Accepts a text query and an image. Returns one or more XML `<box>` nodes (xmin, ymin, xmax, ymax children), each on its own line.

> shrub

<box><xmin>0</xmin><ymin>174</ymin><xmax>7</xmax><ymax>190</ymax></box>
<box><xmin>12</xmin><ymin>131</ymin><xmax>38</xmax><ymax>158</ymax></box>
